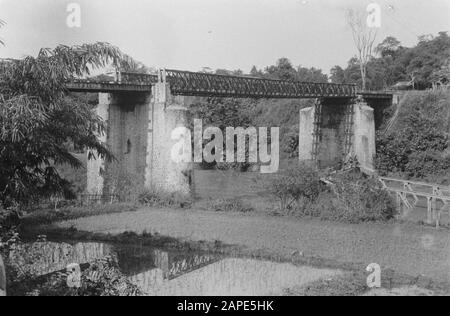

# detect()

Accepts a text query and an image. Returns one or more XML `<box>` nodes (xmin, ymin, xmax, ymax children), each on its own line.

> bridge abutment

<box><xmin>299</xmin><ymin>97</ymin><xmax>376</xmax><ymax>172</ymax></box>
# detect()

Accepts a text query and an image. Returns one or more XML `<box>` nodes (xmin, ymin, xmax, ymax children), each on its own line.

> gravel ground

<box><xmin>58</xmin><ymin>208</ymin><xmax>450</xmax><ymax>283</ymax></box>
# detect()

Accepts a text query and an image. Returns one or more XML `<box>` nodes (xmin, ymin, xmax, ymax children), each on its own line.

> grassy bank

<box><xmin>22</xmin><ymin>203</ymin><xmax>138</xmax><ymax>228</ymax></box>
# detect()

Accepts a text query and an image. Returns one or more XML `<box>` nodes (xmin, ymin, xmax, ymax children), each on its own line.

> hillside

<box><xmin>376</xmin><ymin>89</ymin><xmax>450</xmax><ymax>184</ymax></box>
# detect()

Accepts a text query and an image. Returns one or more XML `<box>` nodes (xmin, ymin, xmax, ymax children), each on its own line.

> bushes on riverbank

<box><xmin>206</xmin><ymin>198</ymin><xmax>254</xmax><ymax>213</ymax></box>
<box><xmin>317</xmin><ymin>172</ymin><xmax>397</xmax><ymax>223</ymax></box>
<box><xmin>268</xmin><ymin>165</ymin><xmax>397</xmax><ymax>223</ymax></box>
<box><xmin>138</xmin><ymin>189</ymin><xmax>192</xmax><ymax>209</ymax></box>
<box><xmin>268</xmin><ymin>163</ymin><xmax>325</xmax><ymax>213</ymax></box>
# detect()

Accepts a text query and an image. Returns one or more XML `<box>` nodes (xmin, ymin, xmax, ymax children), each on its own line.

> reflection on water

<box><xmin>115</xmin><ymin>245</ymin><xmax>219</xmax><ymax>280</ymax></box>
<box><xmin>133</xmin><ymin>258</ymin><xmax>340</xmax><ymax>296</ymax></box>
<box><xmin>11</xmin><ymin>242</ymin><xmax>112</xmax><ymax>276</ymax></box>
<box><xmin>21</xmin><ymin>241</ymin><xmax>340</xmax><ymax>296</ymax></box>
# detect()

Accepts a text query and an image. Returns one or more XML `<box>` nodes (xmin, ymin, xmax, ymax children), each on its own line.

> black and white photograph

<box><xmin>0</xmin><ymin>0</ymin><xmax>449</xmax><ymax>301</ymax></box>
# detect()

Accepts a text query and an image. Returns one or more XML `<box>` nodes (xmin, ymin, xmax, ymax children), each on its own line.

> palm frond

<box><xmin>0</xmin><ymin>42</ymin><xmax>140</xmax><ymax>205</ymax></box>
<box><xmin>0</xmin><ymin>42</ymin><xmax>139</xmax><ymax>103</ymax></box>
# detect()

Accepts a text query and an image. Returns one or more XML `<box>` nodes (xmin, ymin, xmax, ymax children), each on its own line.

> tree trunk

<box><xmin>360</xmin><ymin>63</ymin><xmax>367</xmax><ymax>91</ymax></box>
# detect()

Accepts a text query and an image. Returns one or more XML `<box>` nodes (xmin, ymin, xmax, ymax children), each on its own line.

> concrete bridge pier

<box><xmin>145</xmin><ymin>82</ymin><xmax>192</xmax><ymax>196</ymax></box>
<box><xmin>87</xmin><ymin>83</ymin><xmax>192</xmax><ymax>197</ymax></box>
<box><xmin>299</xmin><ymin>97</ymin><xmax>376</xmax><ymax>172</ymax></box>
<box><xmin>86</xmin><ymin>93</ymin><xmax>110</xmax><ymax>195</ymax></box>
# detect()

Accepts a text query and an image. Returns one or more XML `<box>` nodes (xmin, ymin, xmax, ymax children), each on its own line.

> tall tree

<box><xmin>430</xmin><ymin>62</ymin><xmax>450</xmax><ymax>88</ymax></box>
<box><xmin>375</xmin><ymin>36</ymin><xmax>401</xmax><ymax>58</ymax></box>
<box><xmin>264</xmin><ymin>58</ymin><xmax>297</xmax><ymax>81</ymax></box>
<box><xmin>0</xmin><ymin>43</ymin><xmax>137</xmax><ymax>206</ymax></box>
<box><xmin>330</xmin><ymin>65</ymin><xmax>346</xmax><ymax>84</ymax></box>
<box><xmin>249</xmin><ymin>66</ymin><xmax>264</xmax><ymax>78</ymax></box>
<box><xmin>296</xmin><ymin>66</ymin><xmax>328</xmax><ymax>83</ymax></box>
<box><xmin>406</xmin><ymin>32</ymin><xmax>450</xmax><ymax>89</ymax></box>
<box><xmin>346</xmin><ymin>9</ymin><xmax>378</xmax><ymax>91</ymax></box>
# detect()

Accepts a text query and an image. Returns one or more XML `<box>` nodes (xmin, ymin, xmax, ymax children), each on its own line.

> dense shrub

<box><xmin>189</xmin><ymin>97</ymin><xmax>254</xmax><ymax>171</ymax></box>
<box><xmin>0</xmin><ymin>205</ymin><xmax>21</xmax><ymax>264</ymax></box>
<box><xmin>269</xmin><ymin>167</ymin><xmax>397</xmax><ymax>223</ymax></box>
<box><xmin>0</xmin><ymin>43</ymin><xmax>133</xmax><ymax>208</ymax></box>
<box><xmin>189</xmin><ymin>96</ymin><xmax>314</xmax><ymax>167</ymax></box>
<box><xmin>0</xmin><ymin>205</ymin><xmax>21</xmax><ymax>232</ymax></box>
<box><xmin>294</xmin><ymin>191</ymin><xmax>339</xmax><ymax>218</ymax></box>
<box><xmin>215</xmin><ymin>161</ymin><xmax>252</xmax><ymax>172</ymax></box>
<box><xmin>312</xmin><ymin>172</ymin><xmax>397</xmax><ymax>223</ymax></box>
<box><xmin>103</xmin><ymin>168</ymin><xmax>195</xmax><ymax>208</ymax></box>
<box><xmin>7</xmin><ymin>254</ymin><xmax>141</xmax><ymax>296</ymax></box>
<box><xmin>138</xmin><ymin>189</ymin><xmax>192</xmax><ymax>209</ymax></box>
<box><xmin>54</xmin><ymin>153</ymin><xmax>87</xmax><ymax>195</ymax></box>
<box><xmin>104</xmin><ymin>168</ymin><xmax>142</xmax><ymax>202</ymax></box>
<box><xmin>268</xmin><ymin>163</ymin><xmax>325</xmax><ymax>213</ymax></box>
<box><xmin>376</xmin><ymin>90</ymin><xmax>450</xmax><ymax>181</ymax></box>
<box><xmin>207</xmin><ymin>198</ymin><xmax>254</xmax><ymax>213</ymax></box>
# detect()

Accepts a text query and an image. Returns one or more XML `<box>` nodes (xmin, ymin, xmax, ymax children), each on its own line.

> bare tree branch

<box><xmin>346</xmin><ymin>9</ymin><xmax>378</xmax><ymax>91</ymax></box>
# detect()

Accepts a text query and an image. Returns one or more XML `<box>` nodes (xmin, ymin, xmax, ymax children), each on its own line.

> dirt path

<box><xmin>58</xmin><ymin>208</ymin><xmax>450</xmax><ymax>282</ymax></box>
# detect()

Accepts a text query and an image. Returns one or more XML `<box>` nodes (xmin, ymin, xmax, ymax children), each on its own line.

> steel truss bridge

<box><xmin>66</xmin><ymin>69</ymin><xmax>392</xmax><ymax>100</ymax></box>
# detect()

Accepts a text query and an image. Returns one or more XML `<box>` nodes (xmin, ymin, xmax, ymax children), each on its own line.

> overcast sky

<box><xmin>0</xmin><ymin>0</ymin><xmax>449</xmax><ymax>74</ymax></box>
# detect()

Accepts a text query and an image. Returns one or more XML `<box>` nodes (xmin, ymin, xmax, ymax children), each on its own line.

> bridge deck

<box><xmin>66</xmin><ymin>69</ymin><xmax>392</xmax><ymax>100</ymax></box>
<box><xmin>66</xmin><ymin>81</ymin><xmax>151</xmax><ymax>93</ymax></box>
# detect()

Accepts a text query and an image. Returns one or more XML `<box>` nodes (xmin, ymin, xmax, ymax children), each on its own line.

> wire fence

<box><xmin>77</xmin><ymin>194</ymin><xmax>121</xmax><ymax>206</ymax></box>
<box><xmin>46</xmin><ymin>194</ymin><xmax>121</xmax><ymax>209</ymax></box>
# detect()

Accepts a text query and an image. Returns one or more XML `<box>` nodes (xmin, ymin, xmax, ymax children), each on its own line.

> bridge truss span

<box><xmin>162</xmin><ymin>69</ymin><xmax>357</xmax><ymax>98</ymax></box>
<box><xmin>116</xmin><ymin>69</ymin><xmax>358</xmax><ymax>98</ymax></box>
<box><xmin>67</xmin><ymin>69</ymin><xmax>392</xmax><ymax>101</ymax></box>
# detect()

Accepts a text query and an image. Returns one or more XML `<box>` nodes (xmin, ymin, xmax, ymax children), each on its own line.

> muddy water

<box><xmin>18</xmin><ymin>241</ymin><xmax>340</xmax><ymax>296</ymax></box>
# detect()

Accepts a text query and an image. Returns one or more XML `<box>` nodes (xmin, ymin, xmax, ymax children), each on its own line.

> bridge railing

<box><xmin>119</xmin><ymin>71</ymin><xmax>157</xmax><ymax>85</ymax></box>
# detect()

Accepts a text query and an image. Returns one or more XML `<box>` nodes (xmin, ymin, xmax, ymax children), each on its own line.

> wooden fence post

<box><xmin>396</xmin><ymin>192</ymin><xmax>403</xmax><ymax>218</ymax></box>
<box><xmin>426</xmin><ymin>197</ymin><xmax>433</xmax><ymax>225</ymax></box>
<box><xmin>0</xmin><ymin>254</ymin><xmax>6</xmax><ymax>296</ymax></box>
